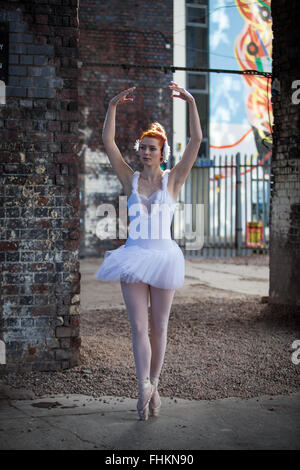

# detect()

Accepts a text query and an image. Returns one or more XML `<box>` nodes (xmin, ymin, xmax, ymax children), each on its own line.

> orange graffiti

<box><xmin>210</xmin><ymin>128</ymin><xmax>253</xmax><ymax>149</ymax></box>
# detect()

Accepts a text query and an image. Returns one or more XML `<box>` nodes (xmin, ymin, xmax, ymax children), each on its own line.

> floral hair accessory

<box><xmin>162</xmin><ymin>140</ymin><xmax>170</xmax><ymax>163</ymax></box>
<box><xmin>134</xmin><ymin>139</ymin><xmax>140</xmax><ymax>152</ymax></box>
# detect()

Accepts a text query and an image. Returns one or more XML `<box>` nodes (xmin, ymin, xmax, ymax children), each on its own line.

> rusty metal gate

<box><xmin>173</xmin><ymin>152</ymin><xmax>271</xmax><ymax>257</ymax></box>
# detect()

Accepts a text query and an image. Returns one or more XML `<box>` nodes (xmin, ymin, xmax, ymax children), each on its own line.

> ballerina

<box><xmin>95</xmin><ymin>81</ymin><xmax>202</xmax><ymax>420</ymax></box>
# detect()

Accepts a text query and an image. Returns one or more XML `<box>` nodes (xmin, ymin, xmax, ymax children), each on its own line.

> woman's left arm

<box><xmin>169</xmin><ymin>81</ymin><xmax>202</xmax><ymax>192</ymax></box>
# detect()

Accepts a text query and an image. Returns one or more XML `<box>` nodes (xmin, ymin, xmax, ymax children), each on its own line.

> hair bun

<box><xmin>140</xmin><ymin>121</ymin><xmax>167</xmax><ymax>142</ymax></box>
<box><xmin>149</xmin><ymin>122</ymin><xmax>166</xmax><ymax>137</ymax></box>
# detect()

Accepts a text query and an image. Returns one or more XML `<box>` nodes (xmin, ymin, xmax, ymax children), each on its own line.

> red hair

<box><xmin>140</xmin><ymin>122</ymin><xmax>167</xmax><ymax>150</ymax></box>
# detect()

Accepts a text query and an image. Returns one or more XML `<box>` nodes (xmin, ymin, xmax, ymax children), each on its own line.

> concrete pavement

<box><xmin>0</xmin><ymin>392</ymin><xmax>299</xmax><ymax>450</ymax></box>
<box><xmin>185</xmin><ymin>258</ymin><xmax>269</xmax><ymax>297</ymax></box>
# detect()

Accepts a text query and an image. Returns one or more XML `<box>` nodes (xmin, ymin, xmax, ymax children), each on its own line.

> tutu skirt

<box><xmin>95</xmin><ymin>239</ymin><xmax>185</xmax><ymax>290</ymax></box>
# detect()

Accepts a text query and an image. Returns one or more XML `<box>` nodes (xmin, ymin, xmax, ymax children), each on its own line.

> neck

<box><xmin>141</xmin><ymin>165</ymin><xmax>164</xmax><ymax>181</ymax></box>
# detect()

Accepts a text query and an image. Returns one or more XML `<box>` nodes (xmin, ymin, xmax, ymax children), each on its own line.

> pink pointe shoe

<box><xmin>149</xmin><ymin>377</ymin><xmax>162</xmax><ymax>417</ymax></box>
<box><xmin>137</xmin><ymin>378</ymin><xmax>154</xmax><ymax>421</ymax></box>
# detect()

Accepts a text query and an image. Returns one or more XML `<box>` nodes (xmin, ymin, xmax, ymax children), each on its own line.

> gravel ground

<box><xmin>3</xmin><ymin>294</ymin><xmax>299</xmax><ymax>400</ymax></box>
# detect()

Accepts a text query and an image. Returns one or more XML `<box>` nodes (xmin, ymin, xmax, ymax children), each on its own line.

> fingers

<box><xmin>123</xmin><ymin>88</ymin><xmax>135</xmax><ymax>102</ymax></box>
<box><xmin>117</xmin><ymin>86</ymin><xmax>136</xmax><ymax>96</ymax></box>
<box><xmin>169</xmin><ymin>81</ymin><xmax>189</xmax><ymax>101</ymax></box>
<box><xmin>169</xmin><ymin>82</ymin><xmax>182</xmax><ymax>96</ymax></box>
<box><xmin>111</xmin><ymin>86</ymin><xmax>136</xmax><ymax>105</ymax></box>
<box><xmin>118</xmin><ymin>88</ymin><xmax>135</xmax><ymax>98</ymax></box>
<box><xmin>169</xmin><ymin>82</ymin><xmax>184</xmax><ymax>96</ymax></box>
<box><xmin>122</xmin><ymin>86</ymin><xmax>136</xmax><ymax>95</ymax></box>
<box><xmin>169</xmin><ymin>81</ymin><xmax>180</xmax><ymax>88</ymax></box>
<box><xmin>171</xmin><ymin>93</ymin><xmax>185</xmax><ymax>100</ymax></box>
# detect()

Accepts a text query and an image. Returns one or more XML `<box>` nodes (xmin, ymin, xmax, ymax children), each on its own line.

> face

<box><xmin>139</xmin><ymin>137</ymin><xmax>163</xmax><ymax>166</ymax></box>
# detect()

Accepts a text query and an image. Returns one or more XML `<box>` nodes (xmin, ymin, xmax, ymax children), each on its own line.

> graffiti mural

<box><xmin>234</xmin><ymin>0</ymin><xmax>272</xmax><ymax>163</ymax></box>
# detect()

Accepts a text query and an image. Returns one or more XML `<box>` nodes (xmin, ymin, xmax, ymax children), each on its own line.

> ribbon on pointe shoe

<box><xmin>137</xmin><ymin>377</ymin><xmax>153</xmax><ymax>421</ymax></box>
<box><xmin>149</xmin><ymin>377</ymin><xmax>161</xmax><ymax>417</ymax></box>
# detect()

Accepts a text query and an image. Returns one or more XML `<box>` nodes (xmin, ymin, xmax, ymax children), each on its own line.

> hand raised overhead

<box><xmin>169</xmin><ymin>81</ymin><xmax>195</xmax><ymax>103</ymax></box>
<box><xmin>109</xmin><ymin>86</ymin><xmax>136</xmax><ymax>106</ymax></box>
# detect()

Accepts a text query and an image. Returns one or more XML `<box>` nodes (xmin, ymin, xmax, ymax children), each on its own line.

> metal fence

<box><xmin>173</xmin><ymin>153</ymin><xmax>271</xmax><ymax>257</ymax></box>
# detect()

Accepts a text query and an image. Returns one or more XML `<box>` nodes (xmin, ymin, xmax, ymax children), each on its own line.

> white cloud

<box><xmin>210</xmin><ymin>0</ymin><xmax>231</xmax><ymax>50</ymax></box>
<box><xmin>214</xmin><ymin>106</ymin><xmax>231</xmax><ymax>122</ymax></box>
<box><xmin>212</xmin><ymin>74</ymin><xmax>246</xmax><ymax>123</ymax></box>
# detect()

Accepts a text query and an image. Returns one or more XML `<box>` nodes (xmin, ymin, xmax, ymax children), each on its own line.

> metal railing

<box><xmin>174</xmin><ymin>153</ymin><xmax>271</xmax><ymax>257</ymax></box>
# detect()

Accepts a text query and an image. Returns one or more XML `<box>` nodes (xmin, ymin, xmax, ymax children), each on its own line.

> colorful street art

<box><xmin>234</xmin><ymin>0</ymin><xmax>273</xmax><ymax>162</ymax></box>
<box><xmin>206</xmin><ymin>1</ymin><xmax>272</xmax><ymax>249</ymax></box>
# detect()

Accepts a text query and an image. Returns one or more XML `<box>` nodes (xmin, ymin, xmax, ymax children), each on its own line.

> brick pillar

<box><xmin>78</xmin><ymin>0</ymin><xmax>173</xmax><ymax>257</ymax></box>
<box><xmin>269</xmin><ymin>0</ymin><xmax>300</xmax><ymax>308</ymax></box>
<box><xmin>0</xmin><ymin>0</ymin><xmax>81</xmax><ymax>372</ymax></box>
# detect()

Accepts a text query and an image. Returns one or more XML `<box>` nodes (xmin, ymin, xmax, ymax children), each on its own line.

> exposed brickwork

<box><xmin>78</xmin><ymin>0</ymin><xmax>173</xmax><ymax>257</ymax></box>
<box><xmin>0</xmin><ymin>0</ymin><xmax>81</xmax><ymax>372</ymax></box>
<box><xmin>269</xmin><ymin>0</ymin><xmax>300</xmax><ymax>307</ymax></box>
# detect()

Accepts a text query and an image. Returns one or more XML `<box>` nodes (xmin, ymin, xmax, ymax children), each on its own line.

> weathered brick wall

<box><xmin>78</xmin><ymin>0</ymin><xmax>173</xmax><ymax>257</ymax></box>
<box><xmin>0</xmin><ymin>0</ymin><xmax>81</xmax><ymax>372</ymax></box>
<box><xmin>269</xmin><ymin>0</ymin><xmax>300</xmax><ymax>307</ymax></box>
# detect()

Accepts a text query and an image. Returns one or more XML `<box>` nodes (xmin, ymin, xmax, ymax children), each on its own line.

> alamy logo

<box><xmin>291</xmin><ymin>80</ymin><xmax>300</xmax><ymax>104</ymax></box>
<box><xmin>0</xmin><ymin>80</ymin><xmax>5</xmax><ymax>106</ymax></box>
<box><xmin>291</xmin><ymin>340</ymin><xmax>300</xmax><ymax>365</ymax></box>
<box><xmin>95</xmin><ymin>200</ymin><xmax>205</xmax><ymax>250</ymax></box>
<box><xmin>0</xmin><ymin>340</ymin><xmax>5</xmax><ymax>365</ymax></box>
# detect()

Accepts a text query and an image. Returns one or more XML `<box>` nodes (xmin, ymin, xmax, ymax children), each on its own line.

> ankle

<box><xmin>138</xmin><ymin>377</ymin><xmax>151</xmax><ymax>393</ymax></box>
<box><xmin>150</xmin><ymin>376</ymin><xmax>159</xmax><ymax>389</ymax></box>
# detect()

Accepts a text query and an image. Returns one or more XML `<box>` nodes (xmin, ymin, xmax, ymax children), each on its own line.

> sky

<box><xmin>209</xmin><ymin>0</ymin><xmax>250</xmax><ymax>125</ymax></box>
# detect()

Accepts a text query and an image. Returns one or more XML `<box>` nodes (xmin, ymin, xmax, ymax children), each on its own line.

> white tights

<box><xmin>120</xmin><ymin>280</ymin><xmax>175</xmax><ymax>384</ymax></box>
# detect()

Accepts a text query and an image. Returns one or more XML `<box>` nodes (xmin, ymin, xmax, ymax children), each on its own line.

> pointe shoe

<box><xmin>149</xmin><ymin>377</ymin><xmax>161</xmax><ymax>417</ymax></box>
<box><xmin>137</xmin><ymin>378</ymin><xmax>154</xmax><ymax>421</ymax></box>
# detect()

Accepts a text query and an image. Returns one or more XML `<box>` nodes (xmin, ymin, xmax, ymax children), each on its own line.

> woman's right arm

<box><xmin>102</xmin><ymin>87</ymin><xmax>136</xmax><ymax>189</ymax></box>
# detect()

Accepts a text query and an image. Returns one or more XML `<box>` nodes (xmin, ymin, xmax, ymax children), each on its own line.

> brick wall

<box><xmin>78</xmin><ymin>0</ymin><xmax>174</xmax><ymax>257</ymax></box>
<box><xmin>269</xmin><ymin>0</ymin><xmax>300</xmax><ymax>307</ymax></box>
<box><xmin>0</xmin><ymin>0</ymin><xmax>81</xmax><ymax>372</ymax></box>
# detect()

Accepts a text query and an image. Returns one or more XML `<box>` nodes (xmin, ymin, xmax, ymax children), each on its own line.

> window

<box><xmin>187</xmin><ymin>93</ymin><xmax>208</xmax><ymax>139</ymax></box>
<box><xmin>187</xmin><ymin>4</ymin><xmax>207</xmax><ymax>26</ymax></box>
<box><xmin>186</xmin><ymin>0</ymin><xmax>209</xmax><ymax>157</ymax></box>
<box><xmin>187</xmin><ymin>72</ymin><xmax>207</xmax><ymax>92</ymax></box>
<box><xmin>186</xmin><ymin>27</ymin><xmax>208</xmax><ymax>68</ymax></box>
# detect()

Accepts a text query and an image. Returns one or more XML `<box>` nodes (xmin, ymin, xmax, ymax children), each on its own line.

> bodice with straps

<box><xmin>125</xmin><ymin>169</ymin><xmax>177</xmax><ymax>249</ymax></box>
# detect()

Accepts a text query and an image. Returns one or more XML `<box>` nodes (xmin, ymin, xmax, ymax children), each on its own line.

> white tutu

<box><xmin>95</xmin><ymin>240</ymin><xmax>185</xmax><ymax>290</ymax></box>
<box><xmin>95</xmin><ymin>169</ymin><xmax>185</xmax><ymax>290</ymax></box>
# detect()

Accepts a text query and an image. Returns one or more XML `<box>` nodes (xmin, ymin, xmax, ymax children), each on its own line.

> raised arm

<box><xmin>168</xmin><ymin>81</ymin><xmax>202</xmax><ymax>194</ymax></box>
<box><xmin>102</xmin><ymin>87</ymin><xmax>136</xmax><ymax>189</ymax></box>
